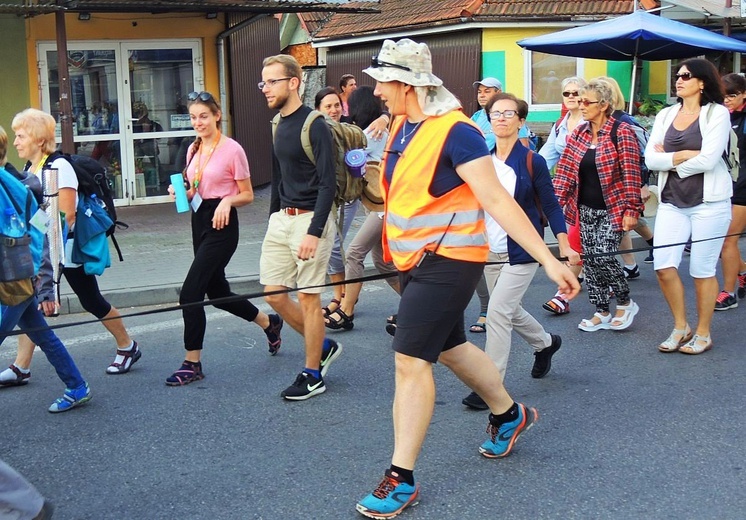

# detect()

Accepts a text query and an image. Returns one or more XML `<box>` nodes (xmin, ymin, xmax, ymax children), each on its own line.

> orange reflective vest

<box><xmin>381</xmin><ymin>110</ymin><xmax>488</xmax><ymax>271</ymax></box>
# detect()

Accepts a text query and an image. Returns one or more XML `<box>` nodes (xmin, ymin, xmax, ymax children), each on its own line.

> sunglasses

<box><xmin>562</xmin><ymin>90</ymin><xmax>579</xmax><ymax>98</ymax></box>
<box><xmin>187</xmin><ymin>91</ymin><xmax>214</xmax><ymax>102</ymax></box>
<box><xmin>488</xmin><ymin>110</ymin><xmax>518</xmax><ymax>120</ymax></box>
<box><xmin>257</xmin><ymin>78</ymin><xmax>291</xmax><ymax>90</ymax></box>
<box><xmin>370</xmin><ymin>56</ymin><xmax>412</xmax><ymax>72</ymax></box>
<box><xmin>579</xmin><ymin>99</ymin><xmax>601</xmax><ymax>107</ymax></box>
<box><xmin>675</xmin><ymin>72</ymin><xmax>694</xmax><ymax>81</ymax></box>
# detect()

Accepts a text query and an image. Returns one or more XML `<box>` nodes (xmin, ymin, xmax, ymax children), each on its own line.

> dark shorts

<box><xmin>392</xmin><ymin>253</ymin><xmax>484</xmax><ymax>363</ymax></box>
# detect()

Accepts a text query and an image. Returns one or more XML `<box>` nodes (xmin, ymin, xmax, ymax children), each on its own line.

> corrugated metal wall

<box><xmin>228</xmin><ymin>14</ymin><xmax>280</xmax><ymax>187</ymax></box>
<box><xmin>326</xmin><ymin>31</ymin><xmax>481</xmax><ymax>117</ymax></box>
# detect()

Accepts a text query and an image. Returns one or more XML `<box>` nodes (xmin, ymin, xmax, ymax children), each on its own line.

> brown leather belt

<box><xmin>282</xmin><ymin>207</ymin><xmax>312</xmax><ymax>216</ymax></box>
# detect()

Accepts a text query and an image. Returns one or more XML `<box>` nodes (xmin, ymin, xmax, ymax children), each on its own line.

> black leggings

<box><xmin>181</xmin><ymin>199</ymin><xmax>260</xmax><ymax>351</ymax></box>
<box><xmin>63</xmin><ymin>267</ymin><xmax>112</xmax><ymax>319</ymax></box>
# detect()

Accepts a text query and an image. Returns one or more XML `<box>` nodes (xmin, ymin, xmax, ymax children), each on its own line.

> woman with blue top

<box><xmin>539</xmin><ymin>77</ymin><xmax>587</xmax><ymax>315</ymax></box>
<box><xmin>461</xmin><ymin>93</ymin><xmax>580</xmax><ymax>409</ymax></box>
<box><xmin>645</xmin><ymin>59</ymin><xmax>732</xmax><ymax>355</ymax></box>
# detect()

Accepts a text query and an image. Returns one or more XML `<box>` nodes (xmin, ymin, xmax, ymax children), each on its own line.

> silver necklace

<box><xmin>400</xmin><ymin>120</ymin><xmax>423</xmax><ymax>144</ymax></box>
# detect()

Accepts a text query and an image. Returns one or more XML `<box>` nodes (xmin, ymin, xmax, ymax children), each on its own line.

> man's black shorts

<box><xmin>392</xmin><ymin>253</ymin><xmax>484</xmax><ymax>363</ymax></box>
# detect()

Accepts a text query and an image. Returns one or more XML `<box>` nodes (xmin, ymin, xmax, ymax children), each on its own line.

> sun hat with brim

<box><xmin>363</xmin><ymin>38</ymin><xmax>461</xmax><ymax>116</ymax></box>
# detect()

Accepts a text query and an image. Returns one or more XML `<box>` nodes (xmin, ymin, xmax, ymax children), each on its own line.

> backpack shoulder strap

<box><xmin>270</xmin><ymin>113</ymin><xmax>281</xmax><ymax>142</ymax></box>
<box><xmin>300</xmin><ymin>110</ymin><xmax>325</xmax><ymax>166</ymax></box>
<box><xmin>526</xmin><ymin>149</ymin><xmax>534</xmax><ymax>180</ymax></box>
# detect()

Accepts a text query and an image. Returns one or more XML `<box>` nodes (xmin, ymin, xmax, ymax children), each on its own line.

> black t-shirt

<box><xmin>271</xmin><ymin>105</ymin><xmax>336</xmax><ymax>237</ymax></box>
<box><xmin>578</xmin><ymin>148</ymin><xmax>606</xmax><ymax>210</ymax></box>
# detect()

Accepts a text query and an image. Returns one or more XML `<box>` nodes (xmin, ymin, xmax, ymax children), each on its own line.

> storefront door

<box><xmin>38</xmin><ymin>40</ymin><xmax>202</xmax><ymax>206</ymax></box>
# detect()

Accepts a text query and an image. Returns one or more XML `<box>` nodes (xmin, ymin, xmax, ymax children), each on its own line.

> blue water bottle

<box><xmin>3</xmin><ymin>208</ymin><xmax>26</xmax><ymax>237</ymax></box>
<box><xmin>170</xmin><ymin>173</ymin><xmax>190</xmax><ymax>213</ymax></box>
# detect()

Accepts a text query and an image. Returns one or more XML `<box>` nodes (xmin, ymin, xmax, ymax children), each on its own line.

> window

<box><xmin>528</xmin><ymin>52</ymin><xmax>580</xmax><ymax>105</ymax></box>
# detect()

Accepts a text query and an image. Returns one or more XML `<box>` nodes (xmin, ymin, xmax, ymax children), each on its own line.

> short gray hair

<box><xmin>561</xmin><ymin>76</ymin><xmax>587</xmax><ymax>91</ymax></box>
<box><xmin>581</xmin><ymin>80</ymin><xmax>614</xmax><ymax>117</ymax></box>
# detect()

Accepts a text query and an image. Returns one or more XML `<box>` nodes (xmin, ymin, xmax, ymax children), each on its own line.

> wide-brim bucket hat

<box><xmin>363</xmin><ymin>38</ymin><xmax>461</xmax><ymax>116</ymax></box>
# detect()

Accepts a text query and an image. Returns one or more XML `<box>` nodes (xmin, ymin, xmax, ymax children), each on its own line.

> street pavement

<box><xmin>3</xmin><ymin>185</ymin><xmax>744</xmax><ymax>519</ymax></box>
<box><xmin>2</xmin><ymin>250</ymin><xmax>745</xmax><ymax>519</ymax></box>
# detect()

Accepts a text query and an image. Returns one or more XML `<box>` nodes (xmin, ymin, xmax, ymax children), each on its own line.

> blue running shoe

<box><xmin>479</xmin><ymin>403</ymin><xmax>538</xmax><ymax>459</ymax></box>
<box><xmin>48</xmin><ymin>382</ymin><xmax>92</xmax><ymax>413</ymax></box>
<box><xmin>356</xmin><ymin>472</ymin><xmax>420</xmax><ymax>519</ymax></box>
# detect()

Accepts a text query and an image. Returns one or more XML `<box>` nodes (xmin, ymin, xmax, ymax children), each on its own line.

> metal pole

<box><xmin>725</xmin><ymin>0</ymin><xmax>733</xmax><ymax>37</ymax></box>
<box><xmin>55</xmin><ymin>6</ymin><xmax>74</xmax><ymax>154</ymax></box>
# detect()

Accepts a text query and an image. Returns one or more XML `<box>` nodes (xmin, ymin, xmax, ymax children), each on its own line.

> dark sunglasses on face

<box><xmin>370</xmin><ymin>56</ymin><xmax>412</xmax><ymax>72</ymax></box>
<box><xmin>562</xmin><ymin>90</ymin><xmax>579</xmax><ymax>98</ymax></box>
<box><xmin>580</xmin><ymin>99</ymin><xmax>601</xmax><ymax>107</ymax></box>
<box><xmin>675</xmin><ymin>72</ymin><xmax>694</xmax><ymax>81</ymax></box>
<box><xmin>188</xmin><ymin>91</ymin><xmax>214</xmax><ymax>102</ymax></box>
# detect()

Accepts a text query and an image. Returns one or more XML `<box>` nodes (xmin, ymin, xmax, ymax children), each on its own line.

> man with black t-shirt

<box><xmin>259</xmin><ymin>54</ymin><xmax>342</xmax><ymax>401</ymax></box>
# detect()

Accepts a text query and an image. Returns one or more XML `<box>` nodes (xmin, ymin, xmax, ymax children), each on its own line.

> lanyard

<box><xmin>33</xmin><ymin>154</ymin><xmax>49</xmax><ymax>176</ymax></box>
<box><xmin>193</xmin><ymin>132</ymin><xmax>221</xmax><ymax>189</ymax></box>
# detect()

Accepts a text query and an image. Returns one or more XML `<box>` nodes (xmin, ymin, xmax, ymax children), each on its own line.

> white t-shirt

<box><xmin>485</xmin><ymin>154</ymin><xmax>517</xmax><ymax>254</ymax></box>
<box><xmin>48</xmin><ymin>157</ymin><xmax>80</xmax><ymax>267</ymax></box>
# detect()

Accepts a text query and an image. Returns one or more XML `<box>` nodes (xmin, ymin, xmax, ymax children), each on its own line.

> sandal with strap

<box><xmin>0</xmin><ymin>364</ymin><xmax>30</xmax><ymax>386</ymax></box>
<box><xmin>469</xmin><ymin>312</ymin><xmax>487</xmax><ymax>333</ymax></box>
<box><xmin>325</xmin><ymin>308</ymin><xmax>354</xmax><ymax>331</ymax></box>
<box><xmin>543</xmin><ymin>295</ymin><xmax>570</xmax><ymax>315</ymax></box>
<box><xmin>322</xmin><ymin>297</ymin><xmax>342</xmax><ymax>318</ymax></box>
<box><xmin>265</xmin><ymin>314</ymin><xmax>284</xmax><ymax>356</ymax></box>
<box><xmin>609</xmin><ymin>300</ymin><xmax>639</xmax><ymax>331</ymax></box>
<box><xmin>658</xmin><ymin>325</ymin><xmax>693</xmax><ymax>353</ymax></box>
<box><xmin>165</xmin><ymin>361</ymin><xmax>204</xmax><ymax>386</ymax></box>
<box><xmin>578</xmin><ymin>312</ymin><xmax>612</xmax><ymax>332</ymax></box>
<box><xmin>678</xmin><ymin>334</ymin><xmax>713</xmax><ymax>355</ymax></box>
<box><xmin>106</xmin><ymin>341</ymin><xmax>142</xmax><ymax>374</ymax></box>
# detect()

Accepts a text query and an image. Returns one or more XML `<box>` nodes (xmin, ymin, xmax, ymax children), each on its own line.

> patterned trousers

<box><xmin>579</xmin><ymin>204</ymin><xmax>629</xmax><ymax>313</ymax></box>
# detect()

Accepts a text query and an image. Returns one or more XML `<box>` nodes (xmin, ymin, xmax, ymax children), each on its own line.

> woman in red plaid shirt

<box><xmin>554</xmin><ymin>79</ymin><xmax>644</xmax><ymax>332</ymax></box>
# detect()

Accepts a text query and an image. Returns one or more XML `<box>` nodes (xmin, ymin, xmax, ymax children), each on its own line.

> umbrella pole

<box><xmin>629</xmin><ymin>57</ymin><xmax>638</xmax><ymax>115</ymax></box>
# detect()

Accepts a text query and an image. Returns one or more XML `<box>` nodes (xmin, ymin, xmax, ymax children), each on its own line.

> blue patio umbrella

<box><xmin>517</xmin><ymin>10</ymin><xmax>746</xmax><ymax>111</ymax></box>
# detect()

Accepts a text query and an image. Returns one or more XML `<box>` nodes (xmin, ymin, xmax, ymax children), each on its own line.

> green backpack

<box><xmin>271</xmin><ymin>110</ymin><xmax>368</xmax><ymax>207</ymax></box>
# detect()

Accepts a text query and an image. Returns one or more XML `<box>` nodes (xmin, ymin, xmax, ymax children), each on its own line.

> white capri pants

<box><xmin>653</xmin><ymin>200</ymin><xmax>731</xmax><ymax>278</ymax></box>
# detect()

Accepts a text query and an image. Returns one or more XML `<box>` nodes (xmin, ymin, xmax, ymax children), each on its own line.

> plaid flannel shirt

<box><xmin>553</xmin><ymin>116</ymin><xmax>644</xmax><ymax>232</ymax></box>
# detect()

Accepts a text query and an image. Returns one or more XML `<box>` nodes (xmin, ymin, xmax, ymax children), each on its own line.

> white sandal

<box><xmin>609</xmin><ymin>300</ymin><xmax>639</xmax><ymax>331</ymax></box>
<box><xmin>578</xmin><ymin>312</ymin><xmax>612</xmax><ymax>332</ymax></box>
<box><xmin>658</xmin><ymin>325</ymin><xmax>693</xmax><ymax>353</ymax></box>
<box><xmin>678</xmin><ymin>334</ymin><xmax>713</xmax><ymax>355</ymax></box>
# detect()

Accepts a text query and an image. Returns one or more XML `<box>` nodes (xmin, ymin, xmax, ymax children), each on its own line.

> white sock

<box><xmin>110</xmin><ymin>342</ymin><xmax>134</xmax><ymax>367</ymax></box>
<box><xmin>0</xmin><ymin>364</ymin><xmax>29</xmax><ymax>382</ymax></box>
<box><xmin>624</xmin><ymin>263</ymin><xmax>637</xmax><ymax>270</ymax></box>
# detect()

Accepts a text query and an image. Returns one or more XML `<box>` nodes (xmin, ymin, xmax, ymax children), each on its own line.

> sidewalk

<box><xmin>58</xmin><ymin>185</ymin><xmax>654</xmax><ymax>314</ymax></box>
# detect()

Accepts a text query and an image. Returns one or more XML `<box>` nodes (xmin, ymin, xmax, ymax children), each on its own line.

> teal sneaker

<box><xmin>479</xmin><ymin>403</ymin><xmax>538</xmax><ymax>458</ymax></box>
<box><xmin>48</xmin><ymin>382</ymin><xmax>92</xmax><ymax>413</ymax></box>
<box><xmin>356</xmin><ymin>471</ymin><xmax>420</xmax><ymax>519</ymax></box>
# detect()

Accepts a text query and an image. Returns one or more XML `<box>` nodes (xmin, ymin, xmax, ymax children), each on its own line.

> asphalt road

<box><xmin>1</xmin><ymin>259</ymin><xmax>744</xmax><ymax>520</ymax></box>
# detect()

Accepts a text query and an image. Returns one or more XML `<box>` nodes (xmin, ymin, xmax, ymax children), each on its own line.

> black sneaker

<box><xmin>281</xmin><ymin>371</ymin><xmax>326</xmax><ymax>401</ymax></box>
<box><xmin>714</xmin><ymin>290</ymin><xmax>738</xmax><ymax>311</ymax></box>
<box><xmin>738</xmin><ymin>273</ymin><xmax>746</xmax><ymax>299</ymax></box>
<box><xmin>462</xmin><ymin>391</ymin><xmax>488</xmax><ymax>410</ymax></box>
<box><xmin>532</xmin><ymin>334</ymin><xmax>562</xmax><ymax>379</ymax></box>
<box><xmin>623</xmin><ymin>265</ymin><xmax>640</xmax><ymax>279</ymax></box>
<box><xmin>643</xmin><ymin>251</ymin><xmax>654</xmax><ymax>264</ymax></box>
<box><xmin>385</xmin><ymin>323</ymin><xmax>396</xmax><ymax>337</ymax></box>
<box><xmin>320</xmin><ymin>338</ymin><xmax>343</xmax><ymax>377</ymax></box>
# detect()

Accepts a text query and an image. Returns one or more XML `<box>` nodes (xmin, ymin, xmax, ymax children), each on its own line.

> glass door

<box><xmin>39</xmin><ymin>40</ymin><xmax>202</xmax><ymax>205</ymax></box>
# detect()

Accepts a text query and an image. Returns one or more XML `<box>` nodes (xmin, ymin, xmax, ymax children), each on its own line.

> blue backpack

<box><xmin>71</xmin><ymin>194</ymin><xmax>112</xmax><ymax>276</ymax></box>
<box><xmin>0</xmin><ymin>167</ymin><xmax>43</xmax><ymax>275</ymax></box>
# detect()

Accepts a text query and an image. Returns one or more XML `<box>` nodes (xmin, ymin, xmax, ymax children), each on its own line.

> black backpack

<box><xmin>46</xmin><ymin>152</ymin><xmax>128</xmax><ymax>261</ymax></box>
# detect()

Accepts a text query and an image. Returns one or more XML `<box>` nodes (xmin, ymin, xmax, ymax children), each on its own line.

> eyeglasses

<box><xmin>489</xmin><ymin>110</ymin><xmax>518</xmax><ymax>119</ymax></box>
<box><xmin>187</xmin><ymin>91</ymin><xmax>214</xmax><ymax>102</ymax></box>
<box><xmin>675</xmin><ymin>72</ymin><xmax>694</xmax><ymax>81</ymax></box>
<box><xmin>370</xmin><ymin>56</ymin><xmax>412</xmax><ymax>72</ymax></box>
<box><xmin>725</xmin><ymin>93</ymin><xmax>742</xmax><ymax>100</ymax></box>
<box><xmin>257</xmin><ymin>78</ymin><xmax>291</xmax><ymax>90</ymax></box>
<box><xmin>562</xmin><ymin>90</ymin><xmax>579</xmax><ymax>98</ymax></box>
<box><xmin>579</xmin><ymin>99</ymin><xmax>601</xmax><ymax>107</ymax></box>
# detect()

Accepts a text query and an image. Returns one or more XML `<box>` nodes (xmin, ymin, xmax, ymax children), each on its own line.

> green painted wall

<box><xmin>0</xmin><ymin>15</ymin><xmax>30</xmax><ymax>168</ymax></box>
<box><xmin>481</xmin><ymin>50</ymin><xmax>506</xmax><ymax>87</ymax></box>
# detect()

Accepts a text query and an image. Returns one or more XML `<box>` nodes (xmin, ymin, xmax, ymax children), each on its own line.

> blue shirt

<box><xmin>384</xmin><ymin>121</ymin><xmax>489</xmax><ymax>197</ymax></box>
